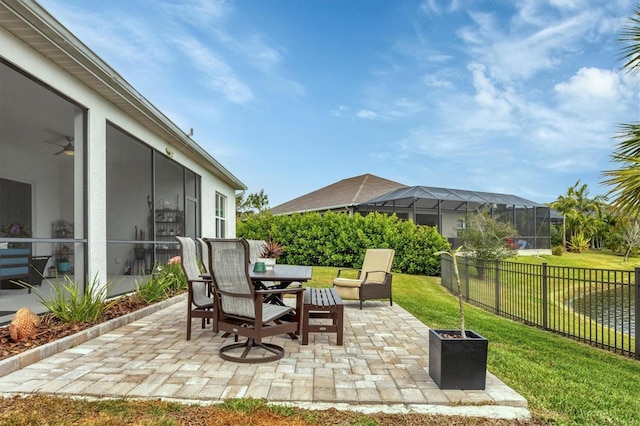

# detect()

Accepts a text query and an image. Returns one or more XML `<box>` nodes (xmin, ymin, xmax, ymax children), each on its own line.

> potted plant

<box><xmin>430</xmin><ymin>246</ymin><xmax>488</xmax><ymax>390</ymax></box>
<box><xmin>57</xmin><ymin>245</ymin><xmax>71</xmax><ymax>273</ymax></box>
<box><xmin>258</xmin><ymin>239</ymin><xmax>284</xmax><ymax>270</ymax></box>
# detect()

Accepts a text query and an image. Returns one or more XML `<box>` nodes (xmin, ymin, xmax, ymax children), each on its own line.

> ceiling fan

<box><xmin>43</xmin><ymin>136</ymin><xmax>74</xmax><ymax>156</ymax></box>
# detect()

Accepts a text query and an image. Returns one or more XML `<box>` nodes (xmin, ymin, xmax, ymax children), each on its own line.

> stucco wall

<box><xmin>1</xmin><ymin>26</ymin><xmax>238</xmax><ymax>285</ymax></box>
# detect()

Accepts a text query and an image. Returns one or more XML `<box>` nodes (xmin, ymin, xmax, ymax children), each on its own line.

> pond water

<box><xmin>571</xmin><ymin>287</ymin><xmax>636</xmax><ymax>337</ymax></box>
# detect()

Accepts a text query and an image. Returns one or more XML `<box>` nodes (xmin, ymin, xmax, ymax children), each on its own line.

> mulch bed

<box><xmin>0</xmin><ymin>295</ymin><xmax>150</xmax><ymax>361</ymax></box>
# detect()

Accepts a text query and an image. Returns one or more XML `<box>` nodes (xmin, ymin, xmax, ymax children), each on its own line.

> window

<box><xmin>215</xmin><ymin>192</ymin><xmax>227</xmax><ymax>238</ymax></box>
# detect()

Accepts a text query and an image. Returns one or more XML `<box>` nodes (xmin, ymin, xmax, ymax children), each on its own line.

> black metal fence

<box><xmin>440</xmin><ymin>255</ymin><xmax>640</xmax><ymax>359</ymax></box>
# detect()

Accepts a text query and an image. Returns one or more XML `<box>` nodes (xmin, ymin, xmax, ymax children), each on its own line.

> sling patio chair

<box><xmin>176</xmin><ymin>236</ymin><xmax>215</xmax><ymax>340</ymax></box>
<box><xmin>332</xmin><ymin>248</ymin><xmax>395</xmax><ymax>310</ymax></box>
<box><xmin>197</xmin><ymin>237</ymin><xmax>211</xmax><ymax>275</ymax></box>
<box><xmin>204</xmin><ymin>238</ymin><xmax>305</xmax><ymax>363</ymax></box>
<box><xmin>246</xmin><ymin>239</ymin><xmax>267</xmax><ymax>264</ymax></box>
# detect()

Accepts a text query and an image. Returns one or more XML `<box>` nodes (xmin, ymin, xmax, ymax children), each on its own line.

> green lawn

<box><xmin>4</xmin><ymin>251</ymin><xmax>639</xmax><ymax>424</ymax></box>
<box><xmin>311</xmin><ymin>250</ymin><xmax>640</xmax><ymax>425</ymax></box>
<box><xmin>511</xmin><ymin>249</ymin><xmax>640</xmax><ymax>270</ymax></box>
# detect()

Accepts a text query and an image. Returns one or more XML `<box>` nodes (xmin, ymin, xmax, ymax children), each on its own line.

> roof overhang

<box><xmin>0</xmin><ymin>0</ymin><xmax>246</xmax><ymax>191</ymax></box>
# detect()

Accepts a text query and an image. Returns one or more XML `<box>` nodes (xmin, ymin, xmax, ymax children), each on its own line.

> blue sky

<box><xmin>40</xmin><ymin>0</ymin><xmax>639</xmax><ymax>207</ymax></box>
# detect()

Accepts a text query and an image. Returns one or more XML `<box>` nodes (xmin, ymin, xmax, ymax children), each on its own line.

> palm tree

<box><xmin>603</xmin><ymin>6</ymin><xmax>640</xmax><ymax>218</ymax></box>
<box><xmin>548</xmin><ymin>181</ymin><xmax>607</xmax><ymax>248</ymax></box>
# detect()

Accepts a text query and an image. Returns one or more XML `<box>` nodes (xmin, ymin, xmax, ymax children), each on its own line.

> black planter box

<box><xmin>428</xmin><ymin>328</ymin><xmax>488</xmax><ymax>390</ymax></box>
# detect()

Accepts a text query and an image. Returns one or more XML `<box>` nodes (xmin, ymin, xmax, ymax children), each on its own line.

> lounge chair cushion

<box><xmin>333</xmin><ymin>278</ymin><xmax>361</xmax><ymax>299</ymax></box>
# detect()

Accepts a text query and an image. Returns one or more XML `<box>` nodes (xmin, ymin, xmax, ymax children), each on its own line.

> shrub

<box><xmin>551</xmin><ymin>245</ymin><xmax>564</xmax><ymax>256</ymax></box>
<box><xmin>568</xmin><ymin>232</ymin><xmax>590</xmax><ymax>253</ymax></box>
<box><xmin>238</xmin><ymin>211</ymin><xmax>450</xmax><ymax>275</ymax></box>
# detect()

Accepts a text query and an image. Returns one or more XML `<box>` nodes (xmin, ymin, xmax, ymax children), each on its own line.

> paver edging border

<box><xmin>0</xmin><ymin>293</ymin><xmax>186</xmax><ymax>378</ymax></box>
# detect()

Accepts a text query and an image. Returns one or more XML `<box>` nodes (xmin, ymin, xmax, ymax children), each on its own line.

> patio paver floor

<box><xmin>0</xmin><ymin>296</ymin><xmax>529</xmax><ymax>420</ymax></box>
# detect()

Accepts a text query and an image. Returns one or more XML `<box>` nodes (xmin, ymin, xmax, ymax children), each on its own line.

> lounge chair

<box><xmin>332</xmin><ymin>248</ymin><xmax>395</xmax><ymax>309</ymax></box>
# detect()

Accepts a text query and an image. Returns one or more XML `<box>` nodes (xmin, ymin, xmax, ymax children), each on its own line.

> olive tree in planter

<box><xmin>429</xmin><ymin>211</ymin><xmax>516</xmax><ymax>390</ymax></box>
<box><xmin>430</xmin><ymin>247</ymin><xmax>488</xmax><ymax>390</ymax></box>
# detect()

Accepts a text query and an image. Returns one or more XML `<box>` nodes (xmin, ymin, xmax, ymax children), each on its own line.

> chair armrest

<box><xmin>215</xmin><ymin>289</ymin><xmax>253</xmax><ymax>299</ymax></box>
<box><xmin>336</xmin><ymin>267</ymin><xmax>361</xmax><ymax>279</ymax></box>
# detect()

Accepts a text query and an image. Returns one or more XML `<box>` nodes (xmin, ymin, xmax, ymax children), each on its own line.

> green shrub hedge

<box><xmin>237</xmin><ymin>211</ymin><xmax>449</xmax><ymax>276</ymax></box>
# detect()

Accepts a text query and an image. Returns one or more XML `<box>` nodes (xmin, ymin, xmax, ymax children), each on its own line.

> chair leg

<box><xmin>187</xmin><ymin>311</ymin><xmax>192</xmax><ymax>341</ymax></box>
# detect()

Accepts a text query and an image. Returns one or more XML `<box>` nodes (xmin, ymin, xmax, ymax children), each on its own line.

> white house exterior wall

<box><xmin>1</xmin><ymin>25</ymin><xmax>238</xmax><ymax>285</ymax></box>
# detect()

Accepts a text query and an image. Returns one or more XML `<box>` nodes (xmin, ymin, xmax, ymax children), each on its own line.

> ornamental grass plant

<box><xmin>21</xmin><ymin>274</ymin><xmax>117</xmax><ymax>323</ymax></box>
<box><xmin>133</xmin><ymin>261</ymin><xmax>187</xmax><ymax>304</ymax></box>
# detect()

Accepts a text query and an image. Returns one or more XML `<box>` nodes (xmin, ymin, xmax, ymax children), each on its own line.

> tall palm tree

<box><xmin>603</xmin><ymin>6</ymin><xmax>640</xmax><ymax>218</ymax></box>
<box><xmin>548</xmin><ymin>181</ymin><xmax>607</xmax><ymax>248</ymax></box>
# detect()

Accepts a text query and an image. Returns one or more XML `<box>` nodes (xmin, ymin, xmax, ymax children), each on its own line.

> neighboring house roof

<box><xmin>270</xmin><ymin>174</ymin><xmax>407</xmax><ymax>215</ymax></box>
<box><xmin>362</xmin><ymin>185</ymin><xmax>546</xmax><ymax>211</ymax></box>
<box><xmin>0</xmin><ymin>0</ymin><xmax>246</xmax><ymax>191</ymax></box>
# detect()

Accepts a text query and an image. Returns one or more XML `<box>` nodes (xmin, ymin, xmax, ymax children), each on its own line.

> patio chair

<box><xmin>197</xmin><ymin>237</ymin><xmax>210</xmax><ymax>275</ymax></box>
<box><xmin>246</xmin><ymin>239</ymin><xmax>273</xmax><ymax>290</ymax></box>
<box><xmin>332</xmin><ymin>248</ymin><xmax>395</xmax><ymax>310</ymax></box>
<box><xmin>204</xmin><ymin>238</ymin><xmax>305</xmax><ymax>363</ymax></box>
<box><xmin>247</xmin><ymin>239</ymin><xmax>267</xmax><ymax>264</ymax></box>
<box><xmin>176</xmin><ymin>236</ymin><xmax>215</xmax><ymax>340</ymax></box>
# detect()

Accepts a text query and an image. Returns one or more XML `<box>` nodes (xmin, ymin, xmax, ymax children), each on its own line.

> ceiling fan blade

<box><xmin>42</xmin><ymin>136</ymin><xmax>74</xmax><ymax>156</ymax></box>
<box><xmin>43</xmin><ymin>140</ymin><xmax>65</xmax><ymax>148</ymax></box>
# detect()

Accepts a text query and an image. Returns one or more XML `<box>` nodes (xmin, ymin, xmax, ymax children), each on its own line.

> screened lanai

<box><xmin>359</xmin><ymin>186</ymin><xmax>551</xmax><ymax>252</ymax></box>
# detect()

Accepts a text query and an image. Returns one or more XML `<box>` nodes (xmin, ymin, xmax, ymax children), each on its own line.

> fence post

<box><xmin>542</xmin><ymin>262</ymin><xmax>548</xmax><ymax>330</ymax></box>
<box><xmin>635</xmin><ymin>268</ymin><xmax>640</xmax><ymax>360</ymax></box>
<box><xmin>495</xmin><ymin>259</ymin><xmax>500</xmax><ymax>315</ymax></box>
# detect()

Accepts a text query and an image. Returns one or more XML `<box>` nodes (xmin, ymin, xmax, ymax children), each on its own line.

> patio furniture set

<box><xmin>176</xmin><ymin>237</ymin><xmax>394</xmax><ymax>364</ymax></box>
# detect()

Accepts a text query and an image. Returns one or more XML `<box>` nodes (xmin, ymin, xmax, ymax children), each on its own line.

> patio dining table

<box><xmin>251</xmin><ymin>264</ymin><xmax>312</xmax><ymax>305</ymax></box>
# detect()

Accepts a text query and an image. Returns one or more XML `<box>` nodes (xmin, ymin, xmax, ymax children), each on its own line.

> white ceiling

<box><xmin>0</xmin><ymin>61</ymin><xmax>79</xmax><ymax>161</ymax></box>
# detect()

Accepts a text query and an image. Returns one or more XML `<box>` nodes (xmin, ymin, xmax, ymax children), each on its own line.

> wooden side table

<box><xmin>302</xmin><ymin>287</ymin><xmax>344</xmax><ymax>345</ymax></box>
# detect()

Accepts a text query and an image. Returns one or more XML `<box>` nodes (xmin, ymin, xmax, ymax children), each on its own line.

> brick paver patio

<box><xmin>0</xmin><ymin>294</ymin><xmax>529</xmax><ymax>419</ymax></box>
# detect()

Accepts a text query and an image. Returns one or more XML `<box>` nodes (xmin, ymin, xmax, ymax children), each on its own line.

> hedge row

<box><xmin>237</xmin><ymin>211</ymin><xmax>450</xmax><ymax>276</ymax></box>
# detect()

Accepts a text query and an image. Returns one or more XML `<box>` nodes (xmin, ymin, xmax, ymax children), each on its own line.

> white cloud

<box><xmin>555</xmin><ymin>67</ymin><xmax>625</xmax><ymax>102</ymax></box>
<box><xmin>163</xmin><ymin>0</ymin><xmax>230</xmax><ymax>26</ymax></box>
<box><xmin>463</xmin><ymin>9</ymin><xmax>602</xmax><ymax>82</ymax></box>
<box><xmin>469</xmin><ymin>63</ymin><xmax>514</xmax><ymax>116</ymax></box>
<box><xmin>423</xmin><ymin>75</ymin><xmax>454</xmax><ymax>88</ymax></box>
<box><xmin>174</xmin><ymin>37</ymin><xmax>253</xmax><ymax>104</ymax></box>
<box><xmin>331</xmin><ymin>105</ymin><xmax>348</xmax><ymax>117</ymax></box>
<box><xmin>356</xmin><ymin>110</ymin><xmax>377</xmax><ymax>119</ymax></box>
